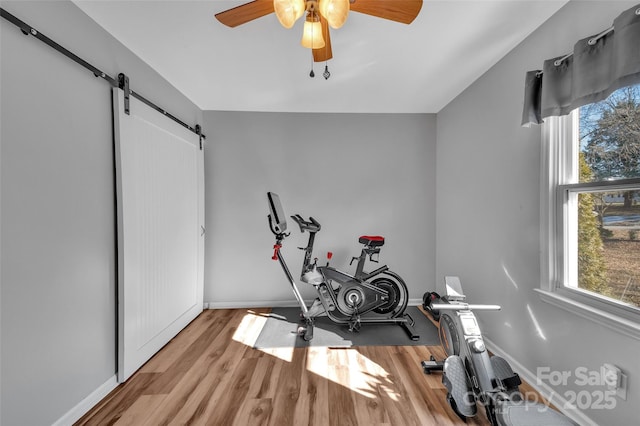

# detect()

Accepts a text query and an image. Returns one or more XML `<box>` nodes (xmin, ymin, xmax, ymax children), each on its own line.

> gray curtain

<box><xmin>522</xmin><ymin>4</ymin><xmax>640</xmax><ymax>126</ymax></box>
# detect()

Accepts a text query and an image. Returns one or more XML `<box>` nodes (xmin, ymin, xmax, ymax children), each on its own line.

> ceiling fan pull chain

<box><xmin>323</xmin><ymin>62</ymin><xmax>330</xmax><ymax>80</ymax></box>
<box><xmin>310</xmin><ymin>54</ymin><xmax>315</xmax><ymax>78</ymax></box>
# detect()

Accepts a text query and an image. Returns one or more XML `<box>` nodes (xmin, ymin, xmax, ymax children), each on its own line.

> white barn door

<box><xmin>113</xmin><ymin>89</ymin><xmax>204</xmax><ymax>382</ymax></box>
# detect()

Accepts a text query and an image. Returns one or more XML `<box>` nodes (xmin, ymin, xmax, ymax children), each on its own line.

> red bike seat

<box><xmin>359</xmin><ymin>235</ymin><xmax>385</xmax><ymax>247</ymax></box>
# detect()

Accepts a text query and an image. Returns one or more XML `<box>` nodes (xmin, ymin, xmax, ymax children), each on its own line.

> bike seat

<box><xmin>359</xmin><ymin>235</ymin><xmax>385</xmax><ymax>247</ymax></box>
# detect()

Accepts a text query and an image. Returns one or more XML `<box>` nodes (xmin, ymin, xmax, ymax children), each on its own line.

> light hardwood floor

<box><xmin>75</xmin><ymin>307</ymin><xmax>550</xmax><ymax>426</ymax></box>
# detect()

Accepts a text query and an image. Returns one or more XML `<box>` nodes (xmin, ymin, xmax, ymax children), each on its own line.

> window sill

<box><xmin>535</xmin><ymin>289</ymin><xmax>640</xmax><ymax>341</ymax></box>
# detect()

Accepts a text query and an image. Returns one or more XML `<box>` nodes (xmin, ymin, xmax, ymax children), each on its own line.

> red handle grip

<box><xmin>272</xmin><ymin>244</ymin><xmax>282</xmax><ymax>261</ymax></box>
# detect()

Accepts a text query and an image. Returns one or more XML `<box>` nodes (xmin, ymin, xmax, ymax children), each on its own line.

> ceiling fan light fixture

<box><xmin>301</xmin><ymin>13</ymin><xmax>325</xmax><ymax>49</ymax></box>
<box><xmin>273</xmin><ymin>0</ymin><xmax>305</xmax><ymax>29</ymax></box>
<box><xmin>318</xmin><ymin>0</ymin><xmax>349</xmax><ymax>29</ymax></box>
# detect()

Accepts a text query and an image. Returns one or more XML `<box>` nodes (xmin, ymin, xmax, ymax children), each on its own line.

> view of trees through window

<box><xmin>577</xmin><ymin>84</ymin><xmax>640</xmax><ymax>309</ymax></box>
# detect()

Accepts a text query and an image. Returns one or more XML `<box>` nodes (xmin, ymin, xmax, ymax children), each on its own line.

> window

<box><xmin>540</xmin><ymin>84</ymin><xmax>640</xmax><ymax>338</ymax></box>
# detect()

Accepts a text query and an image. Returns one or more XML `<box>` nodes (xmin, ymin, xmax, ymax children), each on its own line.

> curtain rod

<box><xmin>551</xmin><ymin>7</ymin><xmax>640</xmax><ymax>69</ymax></box>
<box><xmin>553</xmin><ymin>25</ymin><xmax>614</xmax><ymax>67</ymax></box>
<box><xmin>0</xmin><ymin>7</ymin><xmax>206</xmax><ymax>141</ymax></box>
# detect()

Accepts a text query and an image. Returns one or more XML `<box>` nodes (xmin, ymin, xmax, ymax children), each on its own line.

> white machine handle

<box><xmin>431</xmin><ymin>303</ymin><xmax>501</xmax><ymax>311</ymax></box>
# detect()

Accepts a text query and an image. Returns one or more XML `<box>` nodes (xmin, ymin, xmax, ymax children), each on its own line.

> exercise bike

<box><xmin>267</xmin><ymin>192</ymin><xmax>419</xmax><ymax>342</ymax></box>
<box><xmin>421</xmin><ymin>276</ymin><xmax>577</xmax><ymax>426</ymax></box>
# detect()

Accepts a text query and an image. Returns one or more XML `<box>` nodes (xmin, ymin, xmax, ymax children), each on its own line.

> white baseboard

<box><xmin>52</xmin><ymin>375</ymin><xmax>118</xmax><ymax>426</ymax></box>
<box><xmin>205</xmin><ymin>298</ymin><xmax>423</xmax><ymax>310</ymax></box>
<box><xmin>206</xmin><ymin>300</ymin><xmax>302</xmax><ymax>309</ymax></box>
<box><xmin>483</xmin><ymin>337</ymin><xmax>595</xmax><ymax>426</ymax></box>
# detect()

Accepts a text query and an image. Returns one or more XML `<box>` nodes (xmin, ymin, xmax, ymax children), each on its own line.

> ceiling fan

<box><xmin>215</xmin><ymin>0</ymin><xmax>423</xmax><ymax>73</ymax></box>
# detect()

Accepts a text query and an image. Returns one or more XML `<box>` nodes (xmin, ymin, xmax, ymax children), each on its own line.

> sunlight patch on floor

<box><xmin>232</xmin><ymin>311</ymin><xmax>266</xmax><ymax>347</ymax></box>
<box><xmin>306</xmin><ymin>347</ymin><xmax>401</xmax><ymax>401</ymax></box>
<box><xmin>233</xmin><ymin>310</ymin><xmax>403</xmax><ymax>395</ymax></box>
<box><xmin>258</xmin><ymin>346</ymin><xmax>295</xmax><ymax>362</ymax></box>
<box><xmin>232</xmin><ymin>310</ymin><xmax>295</xmax><ymax>362</ymax></box>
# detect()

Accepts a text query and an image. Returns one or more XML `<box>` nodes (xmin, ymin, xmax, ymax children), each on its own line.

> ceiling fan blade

<box><xmin>215</xmin><ymin>0</ymin><xmax>274</xmax><ymax>28</ymax></box>
<box><xmin>313</xmin><ymin>17</ymin><xmax>333</xmax><ymax>63</ymax></box>
<box><xmin>349</xmin><ymin>0</ymin><xmax>423</xmax><ymax>24</ymax></box>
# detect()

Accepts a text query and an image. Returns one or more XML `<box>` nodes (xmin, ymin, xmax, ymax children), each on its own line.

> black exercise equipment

<box><xmin>267</xmin><ymin>192</ymin><xmax>418</xmax><ymax>342</ymax></box>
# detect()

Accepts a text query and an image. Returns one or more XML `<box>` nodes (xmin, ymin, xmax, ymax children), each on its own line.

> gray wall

<box><xmin>0</xmin><ymin>2</ymin><xmax>202</xmax><ymax>425</ymax></box>
<box><xmin>435</xmin><ymin>1</ymin><xmax>640</xmax><ymax>425</ymax></box>
<box><xmin>203</xmin><ymin>112</ymin><xmax>437</xmax><ymax>307</ymax></box>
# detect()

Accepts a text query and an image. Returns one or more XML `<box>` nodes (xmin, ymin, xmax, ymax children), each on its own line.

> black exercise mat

<box><xmin>253</xmin><ymin>306</ymin><xmax>439</xmax><ymax>348</ymax></box>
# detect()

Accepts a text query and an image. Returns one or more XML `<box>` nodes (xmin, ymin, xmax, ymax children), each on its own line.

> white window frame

<box><xmin>538</xmin><ymin>111</ymin><xmax>640</xmax><ymax>340</ymax></box>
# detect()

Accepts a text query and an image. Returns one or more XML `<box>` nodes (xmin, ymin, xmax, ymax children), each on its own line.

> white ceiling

<box><xmin>72</xmin><ymin>0</ymin><xmax>568</xmax><ymax>113</ymax></box>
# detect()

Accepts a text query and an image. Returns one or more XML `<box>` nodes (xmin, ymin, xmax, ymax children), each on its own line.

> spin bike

<box><xmin>267</xmin><ymin>192</ymin><xmax>419</xmax><ymax>342</ymax></box>
<box><xmin>421</xmin><ymin>276</ymin><xmax>577</xmax><ymax>426</ymax></box>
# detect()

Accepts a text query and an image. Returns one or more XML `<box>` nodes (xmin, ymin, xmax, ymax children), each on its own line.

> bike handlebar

<box><xmin>291</xmin><ymin>214</ymin><xmax>321</xmax><ymax>233</ymax></box>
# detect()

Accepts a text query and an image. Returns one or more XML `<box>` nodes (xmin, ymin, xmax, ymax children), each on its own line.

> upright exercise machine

<box><xmin>267</xmin><ymin>192</ymin><xmax>419</xmax><ymax>342</ymax></box>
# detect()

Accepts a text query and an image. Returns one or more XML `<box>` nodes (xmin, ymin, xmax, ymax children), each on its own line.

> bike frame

<box><xmin>267</xmin><ymin>192</ymin><xmax>418</xmax><ymax>340</ymax></box>
<box><xmin>293</xmin><ymin>215</ymin><xmax>410</xmax><ymax>316</ymax></box>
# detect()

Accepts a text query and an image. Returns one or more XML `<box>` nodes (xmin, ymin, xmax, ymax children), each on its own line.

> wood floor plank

<box><xmin>348</xmin><ymin>348</ymin><xmax>390</xmax><ymax>425</ymax></box>
<box><xmin>305</xmin><ymin>363</ymin><xmax>331</xmax><ymax>426</ymax></box>
<box><xmin>140</xmin><ymin>311</ymin><xmax>253</xmax><ymax>425</ymax></box>
<box><xmin>76</xmin><ymin>307</ymin><xmax>558</xmax><ymax>426</ymax></box>
<box><xmin>112</xmin><ymin>394</ymin><xmax>167</xmax><ymax>426</ymax></box>
<box><xmin>232</xmin><ymin>398</ymin><xmax>273</xmax><ymax>426</ymax></box>
<box><xmin>245</xmin><ymin>355</ymin><xmax>278</xmax><ymax>399</ymax></box>
<box><xmin>268</xmin><ymin>349</ymin><xmax>306</xmax><ymax>426</ymax></box>
<box><xmin>139</xmin><ymin>309</ymin><xmax>223</xmax><ymax>374</ymax></box>
<box><xmin>196</xmin><ymin>356</ymin><xmax>259</xmax><ymax>425</ymax></box>
<box><xmin>142</xmin><ymin>309</ymin><xmax>239</xmax><ymax>395</ymax></box>
<box><xmin>363</xmin><ymin>345</ymin><xmax>427</xmax><ymax>426</ymax></box>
